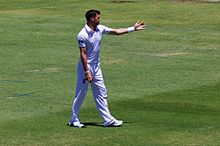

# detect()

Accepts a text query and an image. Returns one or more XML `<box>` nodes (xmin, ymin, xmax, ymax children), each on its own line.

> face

<box><xmin>91</xmin><ymin>14</ymin><xmax>100</xmax><ymax>26</ymax></box>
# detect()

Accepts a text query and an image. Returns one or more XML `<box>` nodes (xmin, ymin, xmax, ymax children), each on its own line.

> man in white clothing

<box><xmin>69</xmin><ymin>9</ymin><xmax>145</xmax><ymax>128</ymax></box>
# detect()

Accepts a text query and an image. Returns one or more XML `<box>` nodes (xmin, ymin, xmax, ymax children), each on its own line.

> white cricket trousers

<box><xmin>70</xmin><ymin>61</ymin><xmax>116</xmax><ymax>126</ymax></box>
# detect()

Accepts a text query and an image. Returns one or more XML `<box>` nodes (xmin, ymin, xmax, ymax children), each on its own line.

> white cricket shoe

<box><xmin>68</xmin><ymin>121</ymin><xmax>85</xmax><ymax>128</ymax></box>
<box><xmin>105</xmin><ymin>120</ymin><xmax>123</xmax><ymax>127</ymax></box>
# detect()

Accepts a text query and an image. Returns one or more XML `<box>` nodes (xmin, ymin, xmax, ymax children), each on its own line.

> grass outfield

<box><xmin>0</xmin><ymin>0</ymin><xmax>219</xmax><ymax>145</ymax></box>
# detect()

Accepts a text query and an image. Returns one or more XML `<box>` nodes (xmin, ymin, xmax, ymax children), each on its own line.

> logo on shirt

<box><xmin>78</xmin><ymin>39</ymin><xmax>84</xmax><ymax>44</ymax></box>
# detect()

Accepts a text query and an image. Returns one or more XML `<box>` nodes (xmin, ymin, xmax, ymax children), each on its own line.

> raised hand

<box><xmin>134</xmin><ymin>21</ymin><xmax>146</xmax><ymax>31</ymax></box>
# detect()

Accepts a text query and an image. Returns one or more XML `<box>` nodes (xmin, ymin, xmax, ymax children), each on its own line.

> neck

<box><xmin>87</xmin><ymin>22</ymin><xmax>97</xmax><ymax>31</ymax></box>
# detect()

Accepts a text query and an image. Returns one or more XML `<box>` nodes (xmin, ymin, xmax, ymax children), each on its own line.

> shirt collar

<box><xmin>85</xmin><ymin>24</ymin><xmax>99</xmax><ymax>35</ymax></box>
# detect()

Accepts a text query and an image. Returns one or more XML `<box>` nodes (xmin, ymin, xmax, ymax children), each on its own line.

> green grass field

<box><xmin>0</xmin><ymin>0</ymin><xmax>219</xmax><ymax>145</ymax></box>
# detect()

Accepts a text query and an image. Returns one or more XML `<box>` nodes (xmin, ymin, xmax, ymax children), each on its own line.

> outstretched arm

<box><xmin>108</xmin><ymin>21</ymin><xmax>146</xmax><ymax>35</ymax></box>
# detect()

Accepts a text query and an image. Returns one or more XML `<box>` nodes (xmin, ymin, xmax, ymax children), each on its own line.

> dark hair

<box><xmin>85</xmin><ymin>9</ymin><xmax>100</xmax><ymax>22</ymax></box>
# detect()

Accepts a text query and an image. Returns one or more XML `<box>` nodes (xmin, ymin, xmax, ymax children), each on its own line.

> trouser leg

<box><xmin>91</xmin><ymin>67</ymin><xmax>115</xmax><ymax>126</ymax></box>
<box><xmin>70</xmin><ymin>63</ymin><xmax>88</xmax><ymax>124</ymax></box>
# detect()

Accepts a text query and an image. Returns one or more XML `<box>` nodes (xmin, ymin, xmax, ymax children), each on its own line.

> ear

<box><xmin>90</xmin><ymin>17</ymin><xmax>95</xmax><ymax>21</ymax></box>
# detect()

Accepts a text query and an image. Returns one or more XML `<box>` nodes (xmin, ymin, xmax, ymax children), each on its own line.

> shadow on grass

<box><xmin>82</xmin><ymin>122</ymin><xmax>103</xmax><ymax>127</ymax></box>
<box><xmin>83</xmin><ymin>121</ymin><xmax>132</xmax><ymax>127</ymax></box>
<box><xmin>66</xmin><ymin>83</ymin><xmax>219</xmax><ymax>129</ymax></box>
<box><xmin>67</xmin><ymin>121</ymin><xmax>132</xmax><ymax>128</ymax></box>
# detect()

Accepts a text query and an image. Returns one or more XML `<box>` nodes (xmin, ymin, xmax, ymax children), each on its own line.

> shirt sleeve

<box><xmin>100</xmin><ymin>25</ymin><xmax>112</xmax><ymax>34</ymax></box>
<box><xmin>77</xmin><ymin>35</ymin><xmax>86</xmax><ymax>48</ymax></box>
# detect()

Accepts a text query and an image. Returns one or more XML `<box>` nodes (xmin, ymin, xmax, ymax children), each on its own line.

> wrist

<box><xmin>85</xmin><ymin>70</ymin><xmax>90</xmax><ymax>74</ymax></box>
<box><xmin>127</xmin><ymin>26</ymin><xmax>135</xmax><ymax>33</ymax></box>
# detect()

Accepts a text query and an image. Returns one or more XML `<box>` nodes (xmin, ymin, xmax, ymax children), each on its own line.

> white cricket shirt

<box><xmin>77</xmin><ymin>24</ymin><xmax>112</xmax><ymax>64</ymax></box>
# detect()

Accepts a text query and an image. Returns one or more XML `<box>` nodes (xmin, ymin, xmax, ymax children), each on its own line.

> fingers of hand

<box><xmin>85</xmin><ymin>77</ymin><xmax>93</xmax><ymax>83</ymax></box>
<box><xmin>88</xmin><ymin>76</ymin><xmax>93</xmax><ymax>82</ymax></box>
<box><xmin>135</xmin><ymin>21</ymin><xmax>146</xmax><ymax>30</ymax></box>
<box><xmin>88</xmin><ymin>75</ymin><xmax>93</xmax><ymax>82</ymax></box>
<box><xmin>138</xmin><ymin>21</ymin><xmax>145</xmax><ymax>26</ymax></box>
<box><xmin>137</xmin><ymin>24</ymin><xmax>146</xmax><ymax>30</ymax></box>
<box><xmin>85</xmin><ymin>72</ymin><xmax>93</xmax><ymax>83</ymax></box>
